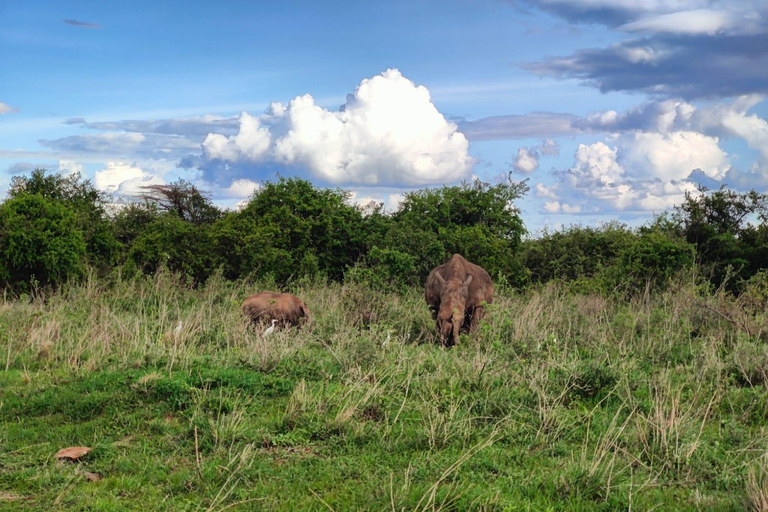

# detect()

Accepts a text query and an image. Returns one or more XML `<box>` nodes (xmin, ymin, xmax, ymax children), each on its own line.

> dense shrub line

<box><xmin>2</xmin><ymin>168</ymin><xmax>768</xmax><ymax>296</ymax></box>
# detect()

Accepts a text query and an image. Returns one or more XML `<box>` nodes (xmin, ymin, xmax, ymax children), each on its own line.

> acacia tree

<box><xmin>138</xmin><ymin>179</ymin><xmax>222</xmax><ymax>225</ymax></box>
<box><xmin>116</xmin><ymin>180</ymin><xmax>222</xmax><ymax>282</ymax></box>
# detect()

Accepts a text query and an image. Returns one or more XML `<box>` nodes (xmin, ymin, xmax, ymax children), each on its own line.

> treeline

<box><xmin>2</xmin><ymin>169</ymin><xmax>768</xmax><ymax>296</ymax></box>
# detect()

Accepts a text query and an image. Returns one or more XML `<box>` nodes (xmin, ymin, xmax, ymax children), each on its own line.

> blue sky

<box><xmin>2</xmin><ymin>0</ymin><xmax>767</xmax><ymax>234</ymax></box>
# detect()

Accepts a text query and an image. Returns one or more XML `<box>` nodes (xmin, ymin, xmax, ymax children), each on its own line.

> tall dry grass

<box><xmin>3</xmin><ymin>269</ymin><xmax>768</xmax><ymax>508</ymax></box>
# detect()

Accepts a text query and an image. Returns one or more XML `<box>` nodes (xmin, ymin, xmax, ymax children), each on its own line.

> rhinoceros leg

<box><xmin>469</xmin><ymin>306</ymin><xmax>485</xmax><ymax>333</ymax></box>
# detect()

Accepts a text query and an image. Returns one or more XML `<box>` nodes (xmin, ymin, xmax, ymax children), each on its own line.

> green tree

<box><xmin>521</xmin><ymin>222</ymin><xmax>635</xmax><ymax>284</ymax></box>
<box><xmin>375</xmin><ymin>178</ymin><xmax>529</xmax><ymax>285</ymax></box>
<box><xmin>118</xmin><ymin>181</ymin><xmax>223</xmax><ymax>282</ymax></box>
<box><xmin>0</xmin><ymin>194</ymin><xmax>87</xmax><ymax>291</ymax></box>
<box><xmin>112</xmin><ymin>201</ymin><xmax>161</xmax><ymax>246</ymax></box>
<box><xmin>213</xmin><ymin>177</ymin><xmax>369</xmax><ymax>282</ymax></box>
<box><xmin>672</xmin><ymin>186</ymin><xmax>768</xmax><ymax>290</ymax></box>
<box><xmin>126</xmin><ymin>214</ymin><xmax>216</xmax><ymax>283</ymax></box>
<box><xmin>8</xmin><ymin>169</ymin><xmax>119</xmax><ymax>270</ymax></box>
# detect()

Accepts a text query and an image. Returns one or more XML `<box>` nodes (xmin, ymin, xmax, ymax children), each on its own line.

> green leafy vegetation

<box><xmin>2</xmin><ymin>169</ymin><xmax>768</xmax><ymax>296</ymax></box>
<box><xmin>0</xmin><ymin>194</ymin><xmax>87</xmax><ymax>291</ymax></box>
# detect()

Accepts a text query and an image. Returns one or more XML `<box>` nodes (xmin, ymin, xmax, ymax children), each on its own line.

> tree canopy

<box><xmin>2</xmin><ymin>169</ymin><xmax>768</xmax><ymax>298</ymax></box>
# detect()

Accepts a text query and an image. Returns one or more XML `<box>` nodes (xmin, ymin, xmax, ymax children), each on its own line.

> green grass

<box><xmin>1</xmin><ymin>271</ymin><xmax>768</xmax><ymax>511</ymax></box>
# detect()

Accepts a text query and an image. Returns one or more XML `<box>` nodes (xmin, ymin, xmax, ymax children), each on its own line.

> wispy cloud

<box><xmin>38</xmin><ymin>132</ymin><xmax>199</xmax><ymax>160</ymax></box>
<box><xmin>65</xmin><ymin>115</ymin><xmax>240</xmax><ymax>138</ymax></box>
<box><xmin>0</xmin><ymin>103</ymin><xmax>19</xmax><ymax>115</ymax></box>
<box><xmin>459</xmin><ymin>112</ymin><xmax>580</xmax><ymax>141</ymax></box>
<box><xmin>517</xmin><ymin>1</ymin><xmax>766</xmax><ymax>34</ymax></box>
<box><xmin>461</xmin><ymin>96</ymin><xmax>768</xmax><ymax>144</ymax></box>
<box><xmin>63</xmin><ymin>19</ymin><xmax>102</xmax><ymax>29</ymax></box>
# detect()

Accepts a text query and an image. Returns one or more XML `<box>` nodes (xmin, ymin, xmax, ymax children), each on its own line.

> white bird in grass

<box><xmin>173</xmin><ymin>320</ymin><xmax>183</xmax><ymax>337</ymax></box>
<box><xmin>262</xmin><ymin>319</ymin><xmax>278</xmax><ymax>338</ymax></box>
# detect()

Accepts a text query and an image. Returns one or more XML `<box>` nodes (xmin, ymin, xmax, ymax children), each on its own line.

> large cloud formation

<box><xmin>519</xmin><ymin>0</ymin><xmax>768</xmax><ymax>100</ymax></box>
<box><xmin>538</xmin><ymin>128</ymin><xmax>731</xmax><ymax>214</ymax></box>
<box><xmin>529</xmin><ymin>100</ymin><xmax>742</xmax><ymax>213</ymax></box>
<box><xmin>198</xmin><ymin>69</ymin><xmax>473</xmax><ymax>186</ymax></box>
<box><xmin>29</xmin><ymin>70</ymin><xmax>472</xmax><ymax>200</ymax></box>
<box><xmin>463</xmin><ymin>93</ymin><xmax>768</xmax><ymax>213</ymax></box>
<box><xmin>544</xmin><ymin>140</ymin><xmax>703</xmax><ymax>213</ymax></box>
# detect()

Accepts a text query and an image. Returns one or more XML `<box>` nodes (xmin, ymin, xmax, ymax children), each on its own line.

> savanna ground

<box><xmin>2</xmin><ymin>271</ymin><xmax>768</xmax><ymax>511</ymax></box>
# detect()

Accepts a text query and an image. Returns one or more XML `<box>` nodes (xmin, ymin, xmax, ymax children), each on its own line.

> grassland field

<box><xmin>1</xmin><ymin>270</ymin><xmax>768</xmax><ymax>511</ymax></box>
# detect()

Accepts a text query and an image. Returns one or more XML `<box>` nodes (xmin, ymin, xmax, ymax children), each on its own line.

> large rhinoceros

<box><xmin>425</xmin><ymin>254</ymin><xmax>493</xmax><ymax>345</ymax></box>
<box><xmin>241</xmin><ymin>291</ymin><xmax>311</xmax><ymax>330</ymax></box>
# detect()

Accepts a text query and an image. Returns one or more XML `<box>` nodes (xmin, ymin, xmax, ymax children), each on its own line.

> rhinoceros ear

<box><xmin>463</xmin><ymin>274</ymin><xmax>474</xmax><ymax>287</ymax></box>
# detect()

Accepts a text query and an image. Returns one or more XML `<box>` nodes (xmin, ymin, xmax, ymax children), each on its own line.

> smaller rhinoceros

<box><xmin>241</xmin><ymin>291</ymin><xmax>311</xmax><ymax>330</ymax></box>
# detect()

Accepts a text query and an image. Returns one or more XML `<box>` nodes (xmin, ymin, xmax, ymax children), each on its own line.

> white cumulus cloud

<box><xmin>202</xmin><ymin>112</ymin><xmax>271</xmax><ymax>162</ymax></box>
<box><xmin>513</xmin><ymin>147</ymin><xmax>539</xmax><ymax>173</ymax></box>
<box><xmin>713</xmin><ymin>104</ymin><xmax>768</xmax><ymax>162</ymax></box>
<box><xmin>512</xmin><ymin>139</ymin><xmax>560</xmax><ymax>175</ymax></box>
<box><xmin>535</xmin><ymin>182</ymin><xmax>559</xmax><ymax>199</ymax></box>
<box><xmin>200</xmin><ymin>69</ymin><xmax>473</xmax><ymax>186</ymax></box>
<box><xmin>57</xmin><ymin>160</ymin><xmax>83</xmax><ymax>176</ymax></box>
<box><xmin>550</xmin><ymin>137</ymin><xmax>719</xmax><ymax>213</ymax></box>
<box><xmin>620</xmin><ymin>131</ymin><xmax>728</xmax><ymax>180</ymax></box>
<box><xmin>219</xmin><ymin>178</ymin><xmax>260</xmax><ymax>199</ymax></box>
<box><xmin>540</xmin><ymin>138</ymin><xmax>560</xmax><ymax>156</ymax></box>
<box><xmin>543</xmin><ymin>201</ymin><xmax>582</xmax><ymax>214</ymax></box>
<box><xmin>571</xmin><ymin>141</ymin><xmax>625</xmax><ymax>185</ymax></box>
<box><xmin>95</xmin><ymin>162</ymin><xmax>164</xmax><ymax>196</ymax></box>
<box><xmin>273</xmin><ymin>69</ymin><xmax>472</xmax><ymax>185</ymax></box>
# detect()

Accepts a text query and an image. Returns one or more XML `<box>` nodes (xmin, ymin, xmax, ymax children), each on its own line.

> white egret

<box><xmin>263</xmin><ymin>319</ymin><xmax>278</xmax><ymax>338</ymax></box>
<box><xmin>173</xmin><ymin>320</ymin><xmax>183</xmax><ymax>337</ymax></box>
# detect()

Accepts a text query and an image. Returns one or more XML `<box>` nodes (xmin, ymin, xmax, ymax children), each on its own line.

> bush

<box><xmin>346</xmin><ymin>247</ymin><xmax>418</xmax><ymax>291</ymax></box>
<box><xmin>0</xmin><ymin>194</ymin><xmax>87</xmax><ymax>291</ymax></box>
<box><xmin>211</xmin><ymin>212</ymin><xmax>296</xmax><ymax>283</ymax></box>
<box><xmin>521</xmin><ymin>222</ymin><xmax>635</xmax><ymax>285</ymax></box>
<box><xmin>126</xmin><ymin>214</ymin><xmax>217</xmax><ymax>283</ymax></box>
<box><xmin>213</xmin><ymin>177</ymin><xmax>369</xmax><ymax>283</ymax></box>
<box><xmin>379</xmin><ymin>178</ymin><xmax>529</xmax><ymax>285</ymax></box>
<box><xmin>608</xmin><ymin>227</ymin><xmax>694</xmax><ymax>295</ymax></box>
<box><xmin>8</xmin><ymin>169</ymin><xmax>119</xmax><ymax>269</ymax></box>
<box><xmin>112</xmin><ymin>202</ymin><xmax>161</xmax><ymax>246</ymax></box>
